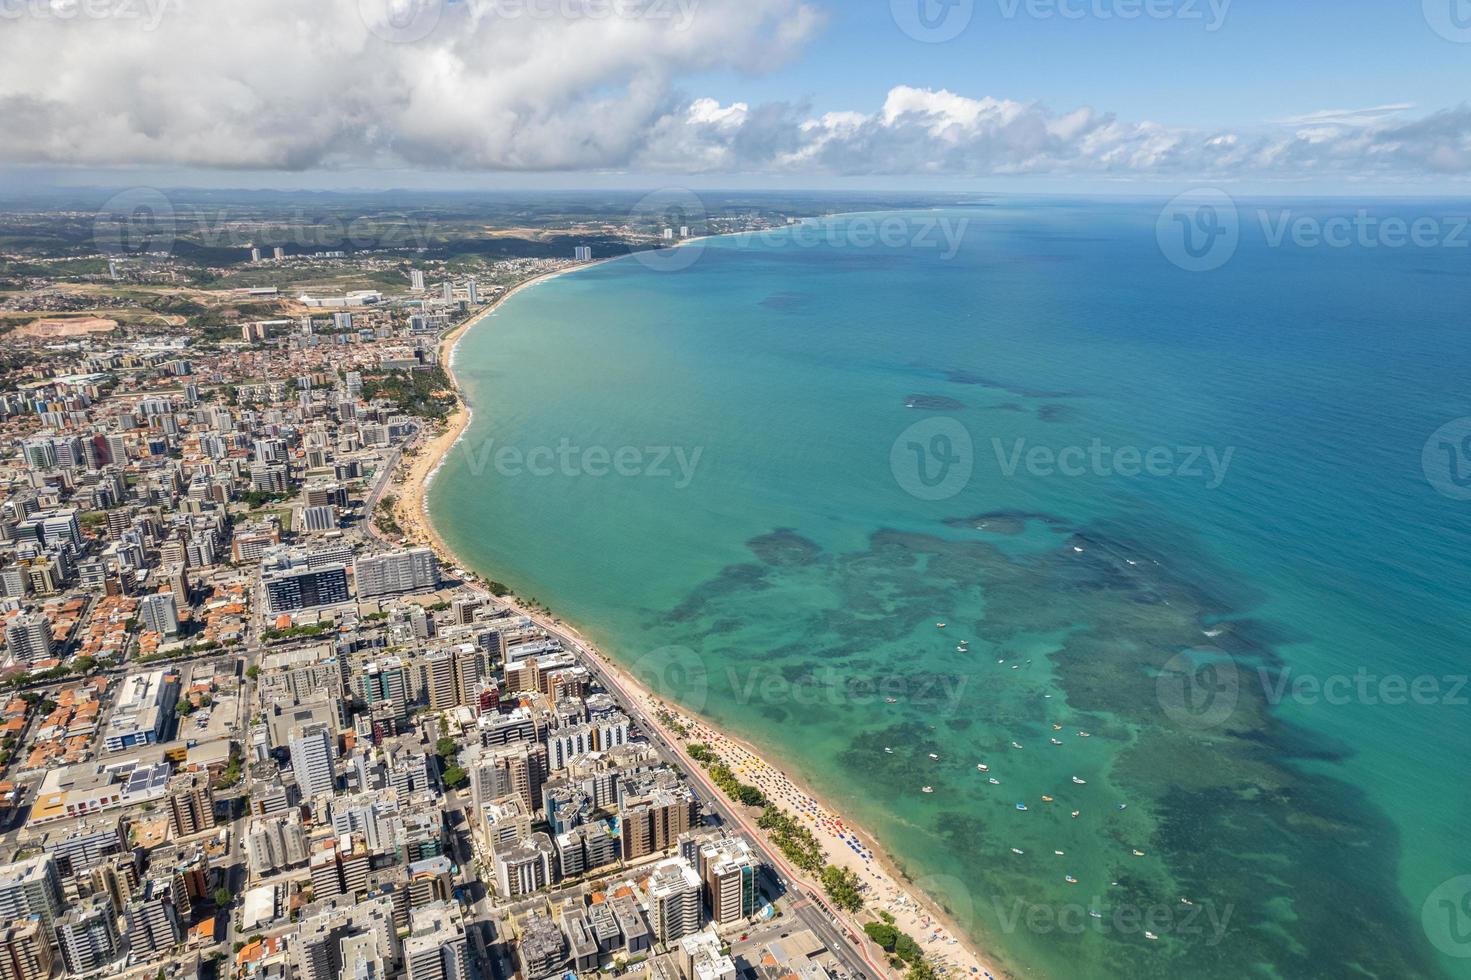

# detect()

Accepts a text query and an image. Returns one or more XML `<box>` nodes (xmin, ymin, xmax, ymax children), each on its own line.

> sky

<box><xmin>1</xmin><ymin>0</ymin><xmax>1468</xmax><ymax>194</ymax></box>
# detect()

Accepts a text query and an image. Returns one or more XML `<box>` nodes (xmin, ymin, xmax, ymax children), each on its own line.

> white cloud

<box><xmin>0</xmin><ymin>3</ymin><xmax>1467</xmax><ymax>183</ymax></box>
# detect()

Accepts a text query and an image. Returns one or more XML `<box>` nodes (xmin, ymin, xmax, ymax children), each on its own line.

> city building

<box><xmin>57</xmin><ymin>893</ymin><xmax>120</xmax><ymax>974</ymax></box>
<box><xmin>353</xmin><ymin>548</ymin><xmax>439</xmax><ymax>599</ymax></box>
<box><xmin>0</xmin><ymin>917</ymin><xmax>52</xmax><ymax>980</ymax></box>
<box><xmin>290</xmin><ymin>722</ymin><xmax>338</xmax><ymax>800</ymax></box>
<box><xmin>403</xmin><ymin>902</ymin><xmax>470</xmax><ymax>980</ymax></box>
<box><xmin>166</xmin><ymin>772</ymin><xmax>216</xmax><ymax>836</ymax></box>
<box><xmin>620</xmin><ymin>784</ymin><xmax>698</xmax><ymax>862</ymax></box>
<box><xmin>0</xmin><ymin>855</ymin><xmax>66</xmax><ymax>941</ymax></box>
<box><xmin>2</xmin><ymin>614</ymin><xmax>52</xmax><ymax>662</ymax></box>
<box><xmin>493</xmin><ymin>832</ymin><xmax>554</xmax><ymax>898</ymax></box>
<box><xmin>649</xmin><ymin>858</ymin><xmax>705</xmax><ymax>944</ymax></box>
<box><xmin>139</xmin><ymin>591</ymin><xmax>181</xmax><ymax>636</ymax></box>
<box><xmin>424</xmin><ymin>644</ymin><xmax>480</xmax><ymax>711</ymax></box>
<box><xmin>699</xmin><ymin>837</ymin><xmax>760</xmax><ymax>925</ymax></box>
<box><xmin>103</xmin><ymin>670</ymin><xmax>179</xmax><ymax>752</ymax></box>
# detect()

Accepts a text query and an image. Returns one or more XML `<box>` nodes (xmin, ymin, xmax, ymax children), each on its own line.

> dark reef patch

<box><xmin>905</xmin><ymin>394</ymin><xmax>966</xmax><ymax>411</ymax></box>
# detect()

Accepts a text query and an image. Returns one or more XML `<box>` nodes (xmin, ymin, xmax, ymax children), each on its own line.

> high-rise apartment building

<box><xmin>290</xmin><ymin>722</ymin><xmax>337</xmax><ymax>800</ymax></box>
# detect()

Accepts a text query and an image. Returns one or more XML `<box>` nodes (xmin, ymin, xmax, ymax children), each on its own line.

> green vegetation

<box><xmin>361</xmin><ymin>365</ymin><xmax>457</xmax><ymax>421</ymax></box>
<box><xmin>820</xmin><ymin>865</ymin><xmax>864</xmax><ymax>913</ymax></box>
<box><xmin>442</xmin><ymin>765</ymin><xmax>467</xmax><ymax>789</ymax></box>
<box><xmin>245</xmin><ymin>665</ymin><xmax>260</xmax><ymax>680</ymax></box>
<box><xmin>758</xmin><ymin>806</ymin><xmax>824</xmax><ymax>873</ymax></box>
<box><xmin>213</xmin><ymin>887</ymin><xmax>233</xmax><ymax>907</ymax></box>
<box><xmin>684</xmin><ymin>742</ymin><xmax>767</xmax><ymax>808</ymax></box>
<box><xmin>242</xmin><ymin>489</ymin><xmax>291</xmax><ymax>509</ymax></box>
<box><xmin>261</xmin><ymin>623</ymin><xmax>333</xmax><ymax>642</ymax></box>
<box><xmin>216</xmin><ymin>753</ymin><xmax>244</xmax><ymax>790</ymax></box>
<box><xmin>863</xmin><ymin>922</ymin><xmax>924</xmax><ymax>965</ymax></box>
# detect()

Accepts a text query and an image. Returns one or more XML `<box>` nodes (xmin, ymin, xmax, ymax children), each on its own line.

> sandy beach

<box><xmin>379</xmin><ymin>243</ymin><xmax>1012</xmax><ymax>980</ymax></box>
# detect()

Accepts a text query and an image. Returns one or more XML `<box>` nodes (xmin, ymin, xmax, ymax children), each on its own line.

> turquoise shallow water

<box><xmin>431</xmin><ymin>200</ymin><xmax>1471</xmax><ymax>980</ymax></box>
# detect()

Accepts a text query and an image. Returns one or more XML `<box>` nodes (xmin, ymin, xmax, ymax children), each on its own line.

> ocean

<box><xmin>429</xmin><ymin>199</ymin><xmax>1471</xmax><ymax>980</ymax></box>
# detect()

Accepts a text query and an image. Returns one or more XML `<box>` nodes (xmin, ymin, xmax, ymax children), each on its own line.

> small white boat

<box><xmin>1132</xmin><ymin>849</ymin><xmax>1146</xmax><ymax>857</ymax></box>
<box><xmin>1050</xmin><ymin>738</ymin><xmax>1063</xmax><ymax>745</ymax></box>
<box><xmin>1065</xmin><ymin>875</ymin><xmax>1078</xmax><ymax>884</ymax></box>
<box><xmin>1054</xmin><ymin>850</ymin><xmax>1065</xmax><ymax>856</ymax></box>
<box><xmin>885</xmin><ymin>697</ymin><xmax>898</xmax><ymax>704</ymax></box>
<box><xmin>1072</xmin><ymin>776</ymin><xmax>1087</xmax><ymax>784</ymax></box>
<box><xmin>1144</xmin><ymin>932</ymin><xmax>1159</xmax><ymax>941</ymax></box>
<box><xmin>976</xmin><ymin>763</ymin><xmax>989</xmax><ymax>772</ymax></box>
<box><xmin>928</xmin><ymin>753</ymin><xmax>940</xmax><ymax>761</ymax></box>
<box><xmin>1073</xmin><ymin>546</ymin><xmax>1084</xmax><ymax>553</ymax></box>
<box><xmin>1180</xmin><ymin>898</ymin><xmax>1193</xmax><ymax>907</ymax></box>
<box><xmin>988</xmin><ymin>777</ymin><xmax>1000</xmax><ymax>785</ymax></box>
<box><xmin>1041</xmin><ymin>795</ymin><xmax>1054</xmax><ymax>803</ymax></box>
<box><xmin>1089</xmin><ymin>910</ymin><xmax>1103</xmax><ymax>920</ymax></box>
<box><xmin>1011</xmin><ymin>741</ymin><xmax>1024</xmax><ymax>750</ymax></box>
<box><xmin>1010</xmin><ymin>847</ymin><xmax>1025</xmax><ymax>855</ymax></box>
<box><xmin>922</xmin><ymin>786</ymin><xmax>934</xmax><ymax>794</ymax></box>
<box><xmin>936</xmin><ymin>623</ymin><xmax>946</xmax><ymax>629</ymax></box>
<box><xmin>1016</xmin><ymin>803</ymin><xmax>1028</xmax><ymax>811</ymax></box>
<box><xmin>1070</xmin><ymin>810</ymin><xmax>1081</xmax><ymax>818</ymax></box>
<box><xmin>955</xmin><ymin>645</ymin><xmax>968</xmax><ymax>653</ymax></box>
<box><xmin>884</xmin><ymin>747</ymin><xmax>893</xmax><ymax>754</ymax></box>
<box><xmin>1078</xmin><ymin>731</ymin><xmax>1092</xmax><ymax>738</ymax></box>
<box><xmin>1052</xmin><ymin>724</ymin><xmax>1063</xmax><ymax>731</ymax></box>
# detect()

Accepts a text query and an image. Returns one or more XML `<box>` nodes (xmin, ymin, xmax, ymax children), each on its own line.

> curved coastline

<box><xmin>397</xmin><ymin>232</ymin><xmax>1017</xmax><ymax>980</ymax></box>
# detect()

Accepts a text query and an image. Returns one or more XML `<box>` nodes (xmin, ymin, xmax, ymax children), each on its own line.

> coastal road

<box><xmin>531</xmin><ymin>622</ymin><xmax>888</xmax><ymax>980</ymax></box>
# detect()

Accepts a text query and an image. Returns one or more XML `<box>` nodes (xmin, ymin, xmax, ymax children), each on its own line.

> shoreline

<box><xmin>384</xmin><ymin>236</ymin><xmax>1014</xmax><ymax>980</ymax></box>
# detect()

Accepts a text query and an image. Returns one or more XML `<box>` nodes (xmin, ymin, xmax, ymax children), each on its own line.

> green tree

<box><xmin>820</xmin><ymin>865</ymin><xmax>864</xmax><ymax>913</ymax></box>
<box><xmin>442</xmin><ymin>765</ymin><xmax>468</xmax><ymax>789</ymax></box>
